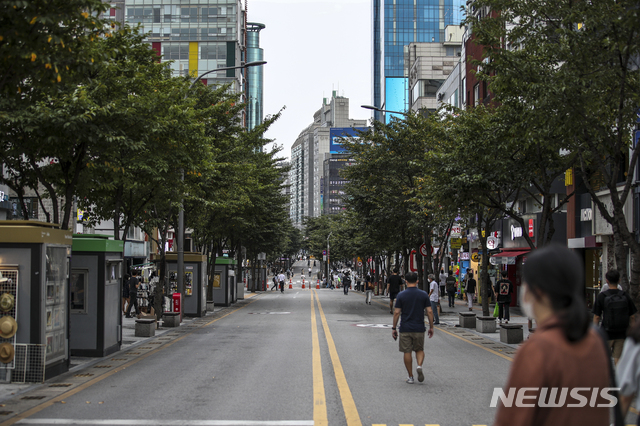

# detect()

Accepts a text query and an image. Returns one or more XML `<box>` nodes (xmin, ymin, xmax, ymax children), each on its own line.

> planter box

<box><xmin>135</xmin><ymin>318</ymin><xmax>156</xmax><ymax>337</ymax></box>
<box><xmin>476</xmin><ymin>316</ymin><xmax>496</xmax><ymax>333</ymax></box>
<box><xmin>500</xmin><ymin>324</ymin><xmax>524</xmax><ymax>344</ymax></box>
<box><xmin>163</xmin><ymin>312</ymin><xmax>181</xmax><ymax>328</ymax></box>
<box><xmin>459</xmin><ymin>312</ymin><xmax>476</xmax><ymax>328</ymax></box>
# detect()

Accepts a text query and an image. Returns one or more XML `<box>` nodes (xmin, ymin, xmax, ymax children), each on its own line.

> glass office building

<box><xmin>372</xmin><ymin>0</ymin><xmax>464</xmax><ymax>122</ymax></box>
<box><xmin>246</xmin><ymin>22</ymin><xmax>265</xmax><ymax>132</ymax></box>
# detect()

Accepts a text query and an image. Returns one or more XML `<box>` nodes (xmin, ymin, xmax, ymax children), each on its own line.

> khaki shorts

<box><xmin>399</xmin><ymin>332</ymin><xmax>425</xmax><ymax>353</ymax></box>
<box><xmin>609</xmin><ymin>339</ymin><xmax>625</xmax><ymax>359</ymax></box>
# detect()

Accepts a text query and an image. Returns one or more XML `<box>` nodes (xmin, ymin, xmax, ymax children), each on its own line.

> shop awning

<box><xmin>490</xmin><ymin>250</ymin><xmax>530</xmax><ymax>265</ymax></box>
<box><xmin>491</xmin><ymin>250</ymin><xmax>530</xmax><ymax>258</ymax></box>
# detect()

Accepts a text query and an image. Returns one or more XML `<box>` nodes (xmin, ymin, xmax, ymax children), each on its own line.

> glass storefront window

<box><xmin>70</xmin><ymin>270</ymin><xmax>87</xmax><ymax>314</ymax></box>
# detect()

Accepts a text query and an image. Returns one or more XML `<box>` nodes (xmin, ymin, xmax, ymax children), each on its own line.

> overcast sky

<box><xmin>248</xmin><ymin>0</ymin><xmax>373</xmax><ymax>160</ymax></box>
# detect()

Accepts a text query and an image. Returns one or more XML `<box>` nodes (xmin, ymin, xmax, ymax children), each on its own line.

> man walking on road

<box><xmin>392</xmin><ymin>272</ymin><xmax>434</xmax><ymax>384</ymax></box>
<box><xmin>465</xmin><ymin>271</ymin><xmax>476</xmax><ymax>311</ymax></box>
<box><xmin>386</xmin><ymin>268</ymin><xmax>404</xmax><ymax>314</ymax></box>
<box><xmin>445</xmin><ymin>273</ymin><xmax>457</xmax><ymax>308</ymax></box>
<box><xmin>439</xmin><ymin>269</ymin><xmax>447</xmax><ymax>298</ymax></box>
<box><xmin>428</xmin><ymin>274</ymin><xmax>440</xmax><ymax>325</ymax></box>
<box><xmin>493</xmin><ymin>271</ymin><xmax>512</xmax><ymax>323</ymax></box>
<box><xmin>593</xmin><ymin>269</ymin><xmax>637</xmax><ymax>364</ymax></box>
<box><xmin>343</xmin><ymin>271</ymin><xmax>351</xmax><ymax>295</ymax></box>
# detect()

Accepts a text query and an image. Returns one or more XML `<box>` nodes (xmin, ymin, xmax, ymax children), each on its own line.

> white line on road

<box><xmin>17</xmin><ymin>420</ymin><xmax>314</xmax><ymax>426</ymax></box>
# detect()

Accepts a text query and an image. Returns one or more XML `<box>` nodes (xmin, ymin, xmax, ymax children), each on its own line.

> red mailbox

<box><xmin>172</xmin><ymin>293</ymin><xmax>182</xmax><ymax>321</ymax></box>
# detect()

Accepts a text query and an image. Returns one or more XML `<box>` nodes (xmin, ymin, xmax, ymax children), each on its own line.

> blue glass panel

<box><xmin>385</xmin><ymin>77</ymin><xmax>406</xmax><ymax>123</ymax></box>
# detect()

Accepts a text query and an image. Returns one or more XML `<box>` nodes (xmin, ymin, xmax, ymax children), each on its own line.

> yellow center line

<box><xmin>0</xmin><ymin>297</ymin><xmax>261</xmax><ymax>426</ymax></box>
<box><xmin>310</xmin><ymin>291</ymin><xmax>328</xmax><ymax>426</ymax></box>
<box><xmin>314</xmin><ymin>290</ymin><xmax>362</xmax><ymax>426</ymax></box>
<box><xmin>437</xmin><ymin>327</ymin><xmax>513</xmax><ymax>362</ymax></box>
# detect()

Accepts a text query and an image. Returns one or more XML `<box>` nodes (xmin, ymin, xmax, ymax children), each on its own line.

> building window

<box><xmin>70</xmin><ymin>270</ymin><xmax>88</xmax><ymax>314</ymax></box>
<box><xmin>473</xmin><ymin>84</ymin><xmax>479</xmax><ymax>106</ymax></box>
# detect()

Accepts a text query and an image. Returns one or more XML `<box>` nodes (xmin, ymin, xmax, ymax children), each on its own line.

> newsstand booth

<box><xmin>70</xmin><ymin>235</ymin><xmax>124</xmax><ymax>357</ymax></box>
<box><xmin>0</xmin><ymin>221</ymin><xmax>72</xmax><ymax>382</ymax></box>
<box><xmin>165</xmin><ymin>253</ymin><xmax>207</xmax><ymax>317</ymax></box>
<box><xmin>212</xmin><ymin>257</ymin><xmax>237</xmax><ymax>307</ymax></box>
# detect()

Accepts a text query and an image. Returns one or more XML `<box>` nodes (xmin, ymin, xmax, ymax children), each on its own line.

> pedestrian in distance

<box><xmin>122</xmin><ymin>274</ymin><xmax>130</xmax><ymax>315</ymax></box>
<box><xmin>493</xmin><ymin>245</ymin><xmax>611</xmax><ymax>426</ymax></box>
<box><xmin>125</xmin><ymin>272</ymin><xmax>139</xmax><ymax>318</ymax></box>
<box><xmin>365</xmin><ymin>274</ymin><xmax>373</xmax><ymax>304</ymax></box>
<box><xmin>271</xmin><ymin>275</ymin><xmax>278</xmax><ymax>291</ymax></box>
<box><xmin>616</xmin><ymin>317</ymin><xmax>640</xmax><ymax>425</ymax></box>
<box><xmin>386</xmin><ymin>268</ymin><xmax>404</xmax><ymax>315</ymax></box>
<box><xmin>391</xmin><ymin>272</ymin><xmax>434</xmax><ymax>384</ymax></box>
<box><xmin>464</xmin><ymin>271</ymin><xmax>476</xmax><ymax>311</ymax></box>
<box><xmin>343</xmin><ymin>271</ymin><xmax>351</xmax><ymax>295</ymax></box>
<box><xmin>278</xmin><ymin>271</ymin><xmax>286</xmax><ymax>293</ymax></box>
<box><xmin>428</xmin><ymin>274</ymin><xmax>440</xmax><ymax>325</ymax></box>
<box><xmin>493</xmin><ymin>270</ymin><xmax>513</xmax><ymax>324</ymax></box>
<box><xmin>439</xmin><ymin>269</ymin><xmax>447</xmax><ymax>298</ymax></box>
<box><xmin>593</xmin><ymin>269</ymin><xmax>637</xmax><ymax>365</ymax></box>
<box><xmin>445</xmin><ymin>273</ymin><xmax>457</xmax><ymax>308</ymax></box>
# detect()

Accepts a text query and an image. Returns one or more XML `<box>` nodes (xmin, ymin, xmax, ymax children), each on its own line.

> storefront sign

<box><xmin>528</xmin><ymin>219</ymin><xmax>534</xmax><ymax>238</ymax></box>
<box><xmin>450</xmin><ymin>238</ymin><xmax>462</xmax><ymax>249</ymax></box>
<box><xmin>486</xmin><ymin>236</ymin><xmax>499</xmax><ymax>249</ymax></box>
<box><xmin>459</xmin><ymin>252</ymin><xmax>470</xmax><ymax>260</ymax></box>
<box><xmin>451</xmin><ymin>225</ymin><xmax>461</xmax><ymax>237</ymax></box>
<box><xmin>510</xmin><ymin>225</ymin><xmax>523</xmax><ymax>240</ymax></box>
<box><xmin>581</xmin><ymin>208</ymin><xmax>592</xmax><ymax>222</ymax></box>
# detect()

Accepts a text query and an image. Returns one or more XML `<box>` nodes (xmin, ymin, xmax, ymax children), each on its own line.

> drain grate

<box><xmin>481</xmin><ymin>342</ymin><xmax>495</xmax><ymax>345</ymax></box>
<box><xmin>21</xmin><ymin>396</ymin><xmax>46</xmax><ymax>400</ymax></box>
<box><xmin>506</xmin><ymin>351</ymin><xmax>516</xmax><ymax>354</ymax></box>
<box><xmin>471</xmin><ymin>337</ymin><xmax>484</xmax><ymax>340</ymax></box>
<box><xmin>139</xmin><ymin>347</ymin><xmax>152</xmax><ymax>350</ymax></box>
<box><xmin>74</xmin><ymin>374</ymin><xmax>94</xmax><ymax>378</ymax></box>
<box><xmin>111</xmin><ymin>359</ymin><xmax>127</xmax><ymax>361</ymax></box>
<box><xmin>149</xmin><ymin>342</ymin><xmax>162</xmax><ymax>345</ymax></box>
<box><xmin>0</xmin><ymin>411</ymin><xmax>13</xmax><ymax>416</ymax></box>
<box><xmin>49</xmin><ymin>384</ymin><xmax>72</xmax><ymax>388</ymax></box>
<box><xmin>93</xmin><ymin>365</ymin><xmax>112</xmax><ymax>369</ymax></box>
<box><xmin>127</xmin><ymin>352</ymin><xmax>140</xmax><ymax>355</ymax></box>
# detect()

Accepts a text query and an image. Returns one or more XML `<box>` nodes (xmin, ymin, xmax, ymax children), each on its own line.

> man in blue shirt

<box><xmin>391</xmin><ymin>272</ymin><xmax>434</xmax><ymax>384</ymax></box>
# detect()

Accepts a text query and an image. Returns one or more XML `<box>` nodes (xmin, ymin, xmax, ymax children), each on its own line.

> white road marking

<box><xmin>17</xmin><ymin>420</ymin><xmax>314</xmax><ymax>426</ymax></box>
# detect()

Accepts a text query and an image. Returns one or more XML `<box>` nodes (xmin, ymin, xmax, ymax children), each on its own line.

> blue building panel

<box><xmin>330</xmin><ymin>127</ymin><xmax>368</xmax><ymax>153</ymax></box>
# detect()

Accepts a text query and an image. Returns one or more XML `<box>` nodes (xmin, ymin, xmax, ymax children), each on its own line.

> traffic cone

<box><xmin>302</xmin><ymin>278</ymin><xmax>305</xmax><ymax>289</ymax></box>
<box><xmin>316</xmin><ymin>279</ymin><xmax>320</xmax><ymax>289</ymax></box>
<box><xmin>289</xmin><ymin>279</ymin><xmax>292</xmax><ymax>289</ymax></box>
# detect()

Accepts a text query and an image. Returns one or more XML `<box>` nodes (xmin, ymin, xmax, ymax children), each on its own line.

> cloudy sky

<box><xmin>248</xmin><ymin>0</ymin><xmax>373</xmax><ymax>159</ymax></box>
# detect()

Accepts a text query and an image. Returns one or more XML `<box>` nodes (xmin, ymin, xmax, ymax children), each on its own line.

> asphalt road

<box><xmin>7</xmin><ymin>260</ymin><xmax>512</xmax><ymax>426</ymax></box>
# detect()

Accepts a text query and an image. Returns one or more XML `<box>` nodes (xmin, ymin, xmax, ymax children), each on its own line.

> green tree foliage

<box><xmin>467</xmin><ymin>0</ymin><xmax>640</xmax><ymax>302</ymax></box>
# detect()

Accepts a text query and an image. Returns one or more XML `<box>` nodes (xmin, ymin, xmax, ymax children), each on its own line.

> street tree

<box><xmin>468</xmin><ymin>0</ymin><xmax>640</xmax><ymax>303</ymax></box>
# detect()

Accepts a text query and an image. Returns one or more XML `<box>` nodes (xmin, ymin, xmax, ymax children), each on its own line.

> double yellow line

<box><xmin>310</xmin><ymin>290</ymin><xmax>362</xmax><ymax>426</ymax></box>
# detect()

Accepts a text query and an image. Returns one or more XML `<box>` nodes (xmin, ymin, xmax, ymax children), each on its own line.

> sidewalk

<box><xmin>0</xmin><ymin>308</ymin><xmax>224</xmax><ymax>403</ymax></box>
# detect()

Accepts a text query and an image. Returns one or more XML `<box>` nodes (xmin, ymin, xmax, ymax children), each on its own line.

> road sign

<box><xmin>419</xmin><ymin>243</ymin><xmax>428</xmax><ymax>257</ymax></box>
<box><xmin>358</xmin><ymin>261</ymin><xmax>363</xmax><ymax>267</ymax></box>
<box><xmin>451</xmin><ymin>225</ymin><xmax>462</xmax><ymax>236</ymax></box>
<box><xmin>322</xmin><ymin>250</ymin><xmax>326</xmax><ymax>255</ymax></box>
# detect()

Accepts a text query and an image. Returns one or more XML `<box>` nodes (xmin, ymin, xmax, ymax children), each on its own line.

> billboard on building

<box><xmin>330</xmin><ymin>127</ymin><xmax>367</xmax><ymax>153</ymax></box>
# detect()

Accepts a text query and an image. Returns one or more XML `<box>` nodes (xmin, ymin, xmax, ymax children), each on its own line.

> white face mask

<box><xmin>519</xmin><ymin>284</ymin><xmax>536</xmax><ymax>319</ymax></box>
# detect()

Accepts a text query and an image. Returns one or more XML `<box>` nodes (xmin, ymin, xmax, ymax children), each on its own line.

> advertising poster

<box><xmin>329</xmin><ymin>127</ymin><xmax>367</xmax><ymax>153</ymax></box>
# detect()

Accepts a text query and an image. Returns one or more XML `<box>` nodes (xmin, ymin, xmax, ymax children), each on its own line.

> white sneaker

<box><xmin>406</xmin><ymin>376</ymin><xmax>414</xmax><ymax>384</ymax></box>
<box><xmin>416</xmin><ymin>366</ymin><xmax>424</xmax><ymax>382</ymax></box>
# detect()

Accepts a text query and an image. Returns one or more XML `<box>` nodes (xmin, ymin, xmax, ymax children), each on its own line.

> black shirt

<box><xmin>387</xmin><ymin>275</ymin><xmax>403</xmax><ymax>294</ymax></box>
<box><xmin>128</xmin><ymin>276</ymin><xmax>139</xmax><ymax>295</ymax></box>
<box><xmin>494</xmin><ymin>279</ymin><xmax>512</xmax><ymax>303</ymax></box>
<box><xmin>466</xmin><ymin>278</ymin><xmax>476</xmax><ymax>294</ymax></box>
<box><xmin>593</xmin><ymin>288</ymin><xmax>638</xmax><ymax>340</ymax></box>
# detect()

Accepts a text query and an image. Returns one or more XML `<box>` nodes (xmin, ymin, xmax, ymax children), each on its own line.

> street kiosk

<box><xmin>0</xmin><ymin>221</ymin><xmax>72</xmax><ymax>382</ymax></box>
<box><xmin>164</xmin><ymin>253</ymin><xmax>207</xmax><ymax>317</ymax></box>
<box><xmin>212</xmin><ymin>257</ymin><xmax>237</xmax><ymax>307</ymax></box>
<box><xmin>70</xmin><ymin>234</ymin><xmax>124</xmax><ymax>357</ymax></box>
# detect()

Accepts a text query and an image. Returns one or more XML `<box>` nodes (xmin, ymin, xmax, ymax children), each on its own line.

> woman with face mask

<box><xmin>494</xmin><ymin>245</ymin><xmax>612</xmax><ymax>426</ymax></box>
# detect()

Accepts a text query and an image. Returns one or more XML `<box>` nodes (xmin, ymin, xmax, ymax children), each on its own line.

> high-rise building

<box><xmin>246</xmin><ymin>22</ymin><xmax>265</xmax><ymax>132</ymax></box>
<box><xmin>372</xmin><ymin>0</ymin><xmax>465</xmax><ymax>122</ymax></box>
<box><xmin>289</xmin><ymin>93</ymin><xmax>367</xmax><ymax>228</ymax></box>
<box><xmin>104</xmin><ymin>1</ymin><xmax>249</xmax><ymax>98</ymax></box>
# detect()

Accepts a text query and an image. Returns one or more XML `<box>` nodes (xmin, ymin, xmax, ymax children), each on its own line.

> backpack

<box><xmin>445</xmin><ymin>277</ymin><xmax>456</xmax><ymax>292</ymax></box>
<box><xmin>343</xmin><ymin>276</ymin><xmax>352</xmax><ymax>287</ymax></box>
<box><xmin>602</xmin><ymin>290</ymin><xmax>630</xmax><ymax>333</ymax></box>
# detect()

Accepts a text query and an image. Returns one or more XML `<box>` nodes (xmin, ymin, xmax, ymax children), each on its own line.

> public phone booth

<box><xmin>0</xmin><ymin>221</ymin><xmax>72</xmax><ymax>382</ymax></box>
<box><xmin>164</xmin><ymin>253</ymin><xmax>207</xmax><ymax>317</ymax></box>
<box><xmin>70</xmin><ymin>235</ymin><xmax>124</xmax><ymax>357</ymax></box>
<box><xmin>213</xmin><ymin>257</ymin><xmax>237</xmax><ymax>307</ymax></box>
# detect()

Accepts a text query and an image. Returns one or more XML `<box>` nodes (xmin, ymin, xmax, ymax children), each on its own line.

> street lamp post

<box><xmin>176</xmin><ymin>60</ymin><xmax>267</xmax><ymax>307</ymax></box>
<box><xmin>326</xmin><ymin>232</ymin><xmax>332</xmax><ymax>288</ymax></box>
